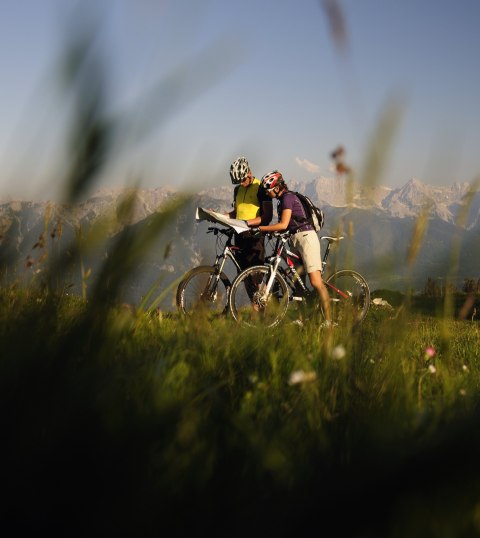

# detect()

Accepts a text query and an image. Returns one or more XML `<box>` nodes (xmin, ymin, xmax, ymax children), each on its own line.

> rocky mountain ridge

<box><xmin>1</xmin><ymin>177</ymin><xmax>479</xmax><ymax>302</ymax></box>
<box><xmin>1</xmin><ymin>176</ymin><xmax>478</xmax><ymax>233</ymax></box>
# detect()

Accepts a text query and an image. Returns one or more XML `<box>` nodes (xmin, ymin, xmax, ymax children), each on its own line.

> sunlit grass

<box><xmin>1</xmin><ymin>284</ymin><xmax>479</xmax><ymax>534</ymax></box>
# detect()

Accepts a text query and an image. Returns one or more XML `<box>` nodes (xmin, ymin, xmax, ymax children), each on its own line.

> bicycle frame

<box><xmin>228</xmin><ymin>231</ymin><xmax>370</xmax><ymax>327</ymax></box>
<box><xmin>264</xmin><ymin>232</ymin><xmax>346</xmax><ymax>301</ymax></box>
<box><xmin>208</xmin><ymin>226</ymin><xmax>243</xmax><ymax>278</ymax></box>
<box><xmin>261</xmin><ymin>232</ymin><xmax>301</xmax><ymax>299</ymax></box>
<box><xmin>177</xmin><ymin>225</ymin><xmax>247</xmax><ymax>316</ymax></box>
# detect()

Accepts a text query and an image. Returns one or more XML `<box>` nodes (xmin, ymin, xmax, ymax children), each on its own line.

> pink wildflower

<box><xmin>424</xmin><ymin>346</ymin><xmax>436</xmax><ymax>360</ymax></box>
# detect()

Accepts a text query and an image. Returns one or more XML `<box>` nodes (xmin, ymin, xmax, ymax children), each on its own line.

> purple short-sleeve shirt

<box><xmin>278</xmin><ymin>191</ymin><xmax>314</xmax><ymax>233</ymax></box>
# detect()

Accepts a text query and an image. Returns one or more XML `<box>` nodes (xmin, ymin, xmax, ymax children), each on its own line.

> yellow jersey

<box><xmin>234</xmin><ymin>178</ymin><xmax>262</xmax><ymax>220</ymax></box>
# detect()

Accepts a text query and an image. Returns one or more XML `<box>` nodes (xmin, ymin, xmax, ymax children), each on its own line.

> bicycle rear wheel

<box><xmin>176</xmin><ymin>266</ymin><xmax>231</xmax><ymax>317</ymax></box>
<box><xmin>325</xmin><ymin>270</ymin><xmax>370</xmax><ymax>325</ymax></box>
<box><xmin>229</xmin><ymin>265</ymin><xmax>289</xmax><ymax>328</ymax></box>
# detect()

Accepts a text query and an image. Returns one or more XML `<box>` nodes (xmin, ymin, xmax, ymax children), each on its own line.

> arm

<box><xmin>258</xmin><ymin>208</ymin><xmax>292</xmax><ymax>233</ymax></box>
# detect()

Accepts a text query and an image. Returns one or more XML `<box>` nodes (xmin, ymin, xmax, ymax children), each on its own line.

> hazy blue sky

<box><xmin>1</xmin><ymin>0</ymin><xmax>479</xmax><ymax>200</ymax></box>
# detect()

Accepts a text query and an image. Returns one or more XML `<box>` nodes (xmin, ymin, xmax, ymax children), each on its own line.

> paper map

<box><xmin>195</xmin><ymin>207</ymin><xmax>250</xmax><ymax>234</ymax></box>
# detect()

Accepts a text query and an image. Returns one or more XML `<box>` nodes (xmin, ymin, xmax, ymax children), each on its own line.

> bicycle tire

<box><xmin>176</xmin><ymin>266</ymin><xmax>231</xmax><ymax>317</ymax></box>
<box><xmin>325</xmin><ymin>269</ymin><xmax>370</xmax><ymax>325</ymax></box>
<box><xmin>229</xmin><ymin>265</ymin><xmax>289</xmax><ymax>328</ymax></box>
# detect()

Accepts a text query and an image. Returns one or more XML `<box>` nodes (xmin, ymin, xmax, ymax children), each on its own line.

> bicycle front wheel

<box><xmin>176</xmin><ymin>266</ymin><xmax>231</xmax><ymax>317</ymax></box>
<box><xmin>229</xmin><ymin>265</ymin><xmax>289</xmax><ymax>328</ymax></box>
<box><xmin>325</xmin><ymin>270</ymin><xmax>370</xmax><ymax>325</ymax></box>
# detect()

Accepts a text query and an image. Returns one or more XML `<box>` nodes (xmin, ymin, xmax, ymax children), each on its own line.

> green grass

<box><xmin>1</xmin><ymin>287</ymin><xmax>480</xmax><ymax>536</ymax></box>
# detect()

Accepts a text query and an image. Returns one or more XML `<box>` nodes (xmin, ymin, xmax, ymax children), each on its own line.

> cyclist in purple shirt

<box><xmin>254</xmin><ymin>170</ymin><xmax>332</xmax><ymax>326</ymax></box>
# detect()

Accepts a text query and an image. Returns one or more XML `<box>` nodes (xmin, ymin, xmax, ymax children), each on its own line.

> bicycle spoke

<box><xmin>326</xmin><ymin>270</ymin><xmax>370</xmax><ymax>325</ymax></box>
<box><xmin>177</xmin><ymin>266</ymin><xmax>230</xmax><ymax>318</ymax></box>
<box><xmin>230</xmin><ymin>266</ymin><xmax>289</xmax><ymax>328</ymax></box>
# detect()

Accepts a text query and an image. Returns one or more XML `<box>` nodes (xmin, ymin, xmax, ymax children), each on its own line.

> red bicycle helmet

<box><xmin>261</xmin><ymin>170</ymin><xmax>284</xmax><ymax>190</ymax></box>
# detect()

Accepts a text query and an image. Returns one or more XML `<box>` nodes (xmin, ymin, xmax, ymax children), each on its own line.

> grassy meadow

<box><xmin>1</xmin><ymin>282</ymin><xmax>480</xmax><ymax>536</ymax></box>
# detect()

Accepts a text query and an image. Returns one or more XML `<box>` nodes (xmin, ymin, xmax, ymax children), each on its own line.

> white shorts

<box><xmin>290</xmin><ymin>230</ymin><xmax>322</xmax><ymax>273</ymax></box>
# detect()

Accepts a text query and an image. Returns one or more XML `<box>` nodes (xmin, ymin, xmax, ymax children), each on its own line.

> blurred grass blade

<box><xmin>444</xmin><ymin>176</ymin><xmax>480</xmax><ymax>318</ymax></box>
<box><xmin>406</xmin><ymin>205</ymin><xmax>431</xmax><ymax>267</ymax></box>
<box><xmin>455</xmin><ymin>176</ymin><xmax>480</xmax><ymax>228</ymax></box>
<box><xmin>89</xmin><ymin>194</ymin><xmax>191</xmax><ymax>307</ymax></box>
<box><xmin>320</xmin><ymin>0</ymin><xmax>349</xmax><ymax>53</ymax></box>
<box><xmin>360</xmin><ymin>96</ymin><xmax>406</xmax><ymax>191</ymax></box>
<box><xmin>59</xmin><ymin>14</ymin><xmax>112</xmax><ymax>204</ymax></box>
<box><xmin>121</xmin><ymin>34</ymin><xmax>243</xmax><ymax>146</ymax></box>
<box><xmin>140</xmin><ymin>274</ymin><xmax>185</xmax><ymax>313</ymax></box>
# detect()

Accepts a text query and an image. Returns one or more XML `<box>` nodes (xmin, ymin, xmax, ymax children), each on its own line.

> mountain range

<box><xmin>1</xmin><ymin>177</ymin><xmax>479</xmax><ymax>306</ymax></box>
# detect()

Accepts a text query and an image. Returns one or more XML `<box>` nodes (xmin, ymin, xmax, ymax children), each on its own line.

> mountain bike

<box><xmin>176</xmin><ymin>226</ymin><xmax>243</xmax><ymax>317</ymax></box>
<box><xmin>228</xmin><ymin>231</ymin><xmax>370</xmax><ymax>328</ymax></box>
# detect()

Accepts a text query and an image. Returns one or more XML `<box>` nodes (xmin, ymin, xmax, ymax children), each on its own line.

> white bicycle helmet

<box><xmin>230</xmin><ymin>157</ymin><xmax>250</xmax><ymax>184</ymax></box>
<box><xmin>261</xmin><ymin>170</ymin><xmax>284</xmax><ymax>190</ymax></box>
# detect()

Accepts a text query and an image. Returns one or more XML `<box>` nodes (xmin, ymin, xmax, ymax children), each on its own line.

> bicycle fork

<box><xmin>263</xmin><ymin>258</ymin><xmax>281</xmax><ymax>294</ymax></box>
<box><xmin>203</xmin><ymin>254</ymin><xmax>229</xmax><ymax>301</ymax></box>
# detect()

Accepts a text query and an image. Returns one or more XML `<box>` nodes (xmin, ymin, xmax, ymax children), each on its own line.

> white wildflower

<box><xmin>459</xmin><ymin>389</ymin><xmax>467</xmax><ymax>396</ymax></box>
<box><xmin>288</xmin><ymin>369</ymin><xmax>317</xmax><ymax>385</ymax></box>
<box><xmin>462</xmin><ymin>364</ymin><xmax>468</xmax><ymax>372</ymax></box>
<box><xmin>331</xmin><ymin>345</ymin><xmax>346</xmax><ymax>360</ymax></box>
<box><xmin>428</xmin><ymin>364</ymin><xmax>437</xmax><ymax>374</ymax></box>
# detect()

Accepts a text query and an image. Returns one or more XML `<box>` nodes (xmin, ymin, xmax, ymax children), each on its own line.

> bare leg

<box><xmin>308</xmin><ymin>270</ymin><xmax>331</xmax><ymax>321</ymax></box>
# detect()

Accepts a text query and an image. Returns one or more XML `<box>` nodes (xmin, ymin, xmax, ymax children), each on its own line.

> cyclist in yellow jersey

<box><xmin>227</xmin><ymin>157</ymin><xmax>272</xmax><ymax>269</ymax></box>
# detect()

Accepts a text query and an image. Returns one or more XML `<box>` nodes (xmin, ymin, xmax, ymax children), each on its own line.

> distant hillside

<box><xmin>1</xmin><ymin>177</ymin><xmax>479</xmax><ymax>306</ymax></box>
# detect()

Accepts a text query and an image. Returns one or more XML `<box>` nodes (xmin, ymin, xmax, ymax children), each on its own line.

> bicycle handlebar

<box><xmin>265</xmin><ymin>231</ymin><xmax>344</xmax><ymax>242</ymax></box>
<box><xmin>263</xmin><ymin>230</ymin><xmax>291</xmax><ymax>239</ymax></box>
<box><xmin>207</xmin><ymin>226</ymin><xmax>235</xmax><ymax>236</ymax></box>
<box><xmin>206</xmin><ymin>226</ymin><xmax>344</xmax><ymax>243</ymax></box>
